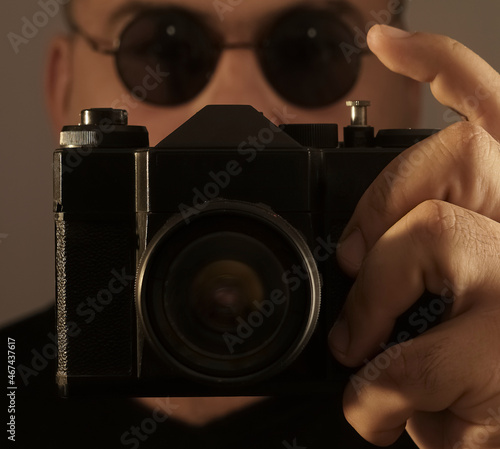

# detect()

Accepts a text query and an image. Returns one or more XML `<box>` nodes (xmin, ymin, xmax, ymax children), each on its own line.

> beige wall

<box><xmin>1</xmin><ymin>0</ymin><xmax>500</xmax><ymax>326</ymax></box>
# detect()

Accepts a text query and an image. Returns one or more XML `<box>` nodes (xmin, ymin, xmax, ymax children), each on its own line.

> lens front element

<box><xmin>137</xmin><ymin>201</ymin><xmax>320</xmax><ymax>385</ymax></box>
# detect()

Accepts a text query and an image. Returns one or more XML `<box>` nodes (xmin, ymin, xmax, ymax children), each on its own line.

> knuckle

<box><xmin>409</xmin><ymin>197</ymin><xmax>499</xmax><ymax>250</ymax></box>
<box><xmin>428</xmin><ymin>123</ymin><xmax>500</xmax><ymax>215</ymax></box>
<box><xmin>406</xmin><ymin>199</ymin><xmax>500</xmax><ymax>292</ymax></box>
<box><xmin>445</xmin><ymin>122</ymin><xmax>499</xmax><ymax>207</ymax></box>
<box><xmin>440</xmin><ymin>121</ymin><xmax>493</xmax><ymax>163</ymax></box>
<box><xmin>384</xmin><ymin>339</ymin><xmax>449</xmax><ymax>394</ymax></box>
<box><xmin>447</xmin><ymin>37</ymin><xmax>466</xmax><ymax>57</ymax></box>
<box><xmin>409</xmin><ymin>199</ymin><xmax>459</xmax><ymax>242</ymax></box>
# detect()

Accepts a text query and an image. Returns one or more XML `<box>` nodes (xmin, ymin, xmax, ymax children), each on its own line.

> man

<box><xmin>5</xmin><ymin>0</ymin><xmax>500</xmax><ymax>447</ymax></box>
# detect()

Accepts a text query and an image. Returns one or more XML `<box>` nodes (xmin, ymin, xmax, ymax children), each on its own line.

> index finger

<box><xmin>336</xmin><ymin>122</ymin><xmax>500</xmax><ymax>276</ymax></box>
<box><xmin>368</xmin><ymin>25</ymin><xmax>500</xmax><ymax>139</ymax></box>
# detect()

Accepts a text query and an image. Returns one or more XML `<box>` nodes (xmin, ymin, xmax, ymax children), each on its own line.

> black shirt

<box><xmin>3</xmin><ymin>306</ymin><xmax>417</xmax><ymax>448</ymax></box>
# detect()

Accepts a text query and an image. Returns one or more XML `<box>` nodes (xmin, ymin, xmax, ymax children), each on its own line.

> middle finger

<box><xmin>337</xmin><ymin>121</ymin><xmax>500</xmax><ymax>276</ymax></box>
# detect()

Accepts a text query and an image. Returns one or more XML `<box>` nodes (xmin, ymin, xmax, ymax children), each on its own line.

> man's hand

<box><xmin>328</xmin><ymin>24</ymin><xmax>500</xmax><ymax>448</ymax></box>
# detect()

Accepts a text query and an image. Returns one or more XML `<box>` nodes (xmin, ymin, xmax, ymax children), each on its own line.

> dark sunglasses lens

<box><xmin>260</xmin><ymin>9</ymin><xmax>361</xmax><ymax>108</ymax></box>
<box><xmin>116</xmin><ymin>9</ymin><xmax>219</xmax><ymax>106</ymax></box>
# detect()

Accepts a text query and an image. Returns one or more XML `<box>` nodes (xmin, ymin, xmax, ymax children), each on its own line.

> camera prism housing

<box><xmin>54</xmin><ymin>105</ymin><xmax>438</xmax><ymax>397</ymax></box>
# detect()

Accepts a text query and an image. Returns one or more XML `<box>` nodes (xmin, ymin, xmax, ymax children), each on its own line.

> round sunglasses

<box><xmin>69</xmin><ymin>6</ymin><xmax>369</xmax><ymax>108</ymax></box>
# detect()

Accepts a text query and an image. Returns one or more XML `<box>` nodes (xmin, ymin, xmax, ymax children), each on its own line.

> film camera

<box><xmin>54</xmin><ymin>103</ymin><xmax>438</xmax><ymax>397</ymax></box>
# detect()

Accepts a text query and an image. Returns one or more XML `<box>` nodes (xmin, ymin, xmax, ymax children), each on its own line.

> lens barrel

<box><xmin>136</xmin><ymin>200</ymin><xmax>321</xmax><ymax>385</ymax></box>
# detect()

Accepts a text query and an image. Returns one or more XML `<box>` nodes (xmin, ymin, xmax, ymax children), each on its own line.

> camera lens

<box><xmin>190</xmin><ymin>259</ymin><xmax>264</xmax><ymax>333</ymax></box>
<box><xmin>161</xmin><ymin>231</ymin><xmax>290</xmax><ymax>359</ymax></box>
<box><xmin>137</xmin><ymin>201</ymin><xmax>320</xmax><ymax>385</ymax></box>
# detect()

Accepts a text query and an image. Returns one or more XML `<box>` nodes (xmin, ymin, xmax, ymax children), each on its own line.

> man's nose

<box><xmin>192</xmin><ymin>48</ymin><xmax>293</xmax><ymax>123</ymax></box>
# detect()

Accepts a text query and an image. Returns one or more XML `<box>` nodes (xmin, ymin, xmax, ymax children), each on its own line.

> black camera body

<box><xmin>54</xmin><ymin>105</ymin><xmax>437</xmax><ymax>397</ymax></box>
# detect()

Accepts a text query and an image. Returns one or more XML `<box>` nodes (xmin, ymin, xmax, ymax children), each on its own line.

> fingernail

<box><xmin>337</xmin><ymin>228</ymin><xmax>366</xmax><ymax>272</ymax></box>
<box><xmin>329</xmin><ymin>314</ymin><xmax>350</xmax><ymax>357</ymax></box>
<box><xmin>379</xmin><ymin>24</ymin><xmax>414</xmax><ymax>39</ymax></box>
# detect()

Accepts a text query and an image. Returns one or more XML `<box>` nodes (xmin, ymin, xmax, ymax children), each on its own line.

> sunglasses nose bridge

<box><xmin>197</xmin><ymin>47</ymin><xmax>283</xmax><ymax>108</ymax></box>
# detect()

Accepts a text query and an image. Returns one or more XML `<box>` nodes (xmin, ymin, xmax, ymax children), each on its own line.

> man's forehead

<box><xmin>75</xmin><ymin>0</ymin><xmax>394</xmax><ymax>37</ymax></box>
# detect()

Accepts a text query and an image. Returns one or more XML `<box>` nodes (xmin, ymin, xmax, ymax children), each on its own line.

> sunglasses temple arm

<box><xmin>66</xmin><ymin>14</ymin><xmax>118</xmax><ymax>55</ymax></box>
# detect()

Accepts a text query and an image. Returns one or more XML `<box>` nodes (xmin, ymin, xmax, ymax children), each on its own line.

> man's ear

<box><xmin>45</xmin><ymin>35</ymin><xmax>73</xmax><ymax>137</ymax></box>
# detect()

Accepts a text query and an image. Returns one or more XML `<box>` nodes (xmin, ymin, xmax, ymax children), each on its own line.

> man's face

<box><xmin>47</xmin><ymin>0</ymin><xmax>419</xmax><ymax>144</ymax></box>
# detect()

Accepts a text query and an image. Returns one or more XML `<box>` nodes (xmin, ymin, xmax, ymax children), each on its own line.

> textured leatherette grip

<box><xmin>56</xmin><ymin>217</ymin><xmax>136</xmax><ymax>378</ymax></box>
